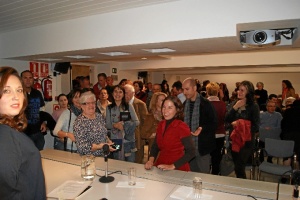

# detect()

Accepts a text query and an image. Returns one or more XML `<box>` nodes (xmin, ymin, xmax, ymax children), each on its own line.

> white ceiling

<box><xmin>0</xmin><ymin>0</ymin><xmax>178</xmax><ymax>34</ymax></box>
<box><xmin>1</xmin><ymin>0</ymin><xmax>300</xmax><ymax>64</ymax></box>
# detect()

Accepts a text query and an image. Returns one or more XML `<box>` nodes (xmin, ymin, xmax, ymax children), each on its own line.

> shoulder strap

<box><xmin>68</xmin><ymin>109</ymin><xmax>71</xmax><ymax>132</ymax></box>
<box><xmin>64</xmin><ymin>109</ymin><xmax>72</xmax><ymax>151</ymax></box>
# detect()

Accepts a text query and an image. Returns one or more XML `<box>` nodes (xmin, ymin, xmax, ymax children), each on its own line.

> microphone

<box><xmin>99</xmin><ymin>144</ymin><xmax>114</xmax><ymax>183</ymax></box>
<box><xmin>293</xmin><ymin>170</ymin><xmax>300</xmax><ymax>198</ymax></box>
<box><xmin>276</xmin><ymin>170</ymin><xmax>300</xmax><ymax>200</ymax></box>
<box><xmin>103</xmin><ymin>144</ymin><xmax>110</xmax><ymax>158</ymax></box>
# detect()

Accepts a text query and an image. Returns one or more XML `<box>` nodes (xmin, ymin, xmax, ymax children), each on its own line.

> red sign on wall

<box><xmin>40</xmin><ymin>63</ymin><xmax>49</xmax><ymax>78</ymax></box>
<box><xmin>30</xmin><ymin>62</ymin><xmax>39</xmax><ymax>78</ymax></box>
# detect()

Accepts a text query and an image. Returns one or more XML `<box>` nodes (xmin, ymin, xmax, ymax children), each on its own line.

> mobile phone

<box><xmin>111</xmin><ymin>144</ymin><xmax>121</xmax><ymax>150</ymax></box>
<box><xmin>111</xmin><ymin>139</ymin><xmax>122</xmax><ymax>151</ymax></box>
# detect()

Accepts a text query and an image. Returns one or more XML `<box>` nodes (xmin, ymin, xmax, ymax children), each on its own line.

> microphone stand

<box><xmin>276</xmin><ymin>170</ymin><xmax>300</xmax><ymax>200</ymax></box>
<box><xmin>294</xmin><ymin>184</ymin><xmax>299</xmax><ymax>199</ymax></box>
<box><xmin>99</xmin><ymin>151</ymin><xmax>114</xmax><ymax>183</ymax></box>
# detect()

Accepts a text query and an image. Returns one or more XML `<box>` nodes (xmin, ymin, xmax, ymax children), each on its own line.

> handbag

<box><xmin>220</xmin><ymin>149</ymin><xmax>234</xmax><ymax>176</ymax></box>
<box><xmin>220</xmin><ymin>134</ymin><xmax>234</xmax><ymax>176</ymax></box>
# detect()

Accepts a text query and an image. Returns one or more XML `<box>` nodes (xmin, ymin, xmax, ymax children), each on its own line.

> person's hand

<box><xmin>91</xmin><ymin>143</ymin><xmax>102</xmax><ymax>151</ymax></box>
<box><xmin>233</xmin><ymin>99</ymin><xmax>246</xmax><ymax>110</ymax></box>
<box><xmin>40</xmin><ymin>122</ymin><xmax>47</xmax><ymax>132</ymax></box>
<box><xmin>106</xmin><ymin>139</ymin><xmax>113</xmax><ymax>145</ymax></box>
<box><xmin>91</xmin><ymin>143</ymin><xmax>116</xmax><ymax>152</ymax></box>
<box><xmin>191</xmin><ymin>127</ymin><xmax>202</xmax><ymax>136</ymax></box>
<box><xmin>157</xmin><ymin>164</ymin><xmax>175</xmax><ymax>171</ymax></box>
<box><xmin>109</xmin><ymin>145</ymin><xmax>117</xmax><ymax>152</ymax></box>
<box><xmin>145</xmin><ymin>160</ymin><xmax>154</xmax><ymax>170</ymax></box>
<box><xmin>113</xmin><ymin>121</ymin><xmax>124</xmax><ymax>130</ymax></box>
<box><xmin>149</xmin><ymin>133</ymin><xmax>156</xmax><ymax>138</ymax></box>
<box><xmin>231</xmin><ymin>121</ymin><xmax>238</xmax><ymax>127</ymax></box>
<box><xmin>67</xmin><ymin>133</ymin><xmax>76</xmax><ymax>142</ymax></box>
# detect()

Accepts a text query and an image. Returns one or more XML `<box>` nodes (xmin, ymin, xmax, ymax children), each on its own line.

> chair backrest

<box><xmin>265</xmin><ymin>138</ymin><xmax>294</xmax><ymax>158</ymax></box>
<box><xmin>259</xmin><ymin>128</ymin><xmax>281</xmax><ymax>142</ymax></box>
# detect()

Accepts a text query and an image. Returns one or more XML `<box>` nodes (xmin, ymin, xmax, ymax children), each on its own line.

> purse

<box><xmin>220</xmin><ymin>149</ymin><xmax>234</xmax><ymax>176</ymax></box>
<box><xmin>220</xmin><ymin>134</ymin><xmax>234</xmax><ymax>176</ymax></box>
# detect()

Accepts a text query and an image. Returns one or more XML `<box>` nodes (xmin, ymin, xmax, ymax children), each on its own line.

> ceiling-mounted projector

<box><xmin>240</xmin><ymin>30</ymin><xmax>281</xmax><ymax>48</ymax></box>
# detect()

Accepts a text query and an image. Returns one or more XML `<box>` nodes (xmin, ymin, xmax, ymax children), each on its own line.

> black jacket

<box><xmin>197</xmin><ymin>95</ymin><xmax>218</xmax><ymax>155</ymax></box>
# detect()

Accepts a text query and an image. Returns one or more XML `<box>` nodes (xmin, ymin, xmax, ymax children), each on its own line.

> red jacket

<box><xmin>230</xmin><ymin>119</ymin><xmax>251</xmax><ymax>152</ymax></box>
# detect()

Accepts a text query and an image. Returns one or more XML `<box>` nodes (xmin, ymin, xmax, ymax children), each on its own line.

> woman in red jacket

<box><xmin>144</xmin><ymin>96</ymin><xmax>195</xmax><ymax>171</ymax></box>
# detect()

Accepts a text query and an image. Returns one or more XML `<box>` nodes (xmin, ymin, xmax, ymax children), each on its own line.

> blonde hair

<box><xmin>149</xmin><ymin>92</ymin><xmax>167</xmax><ymax>112</ymax></box>
<box><xmin>206</xmin><ymin>82</ymin><xmax>220</xmax><ymax>96</ymax></box>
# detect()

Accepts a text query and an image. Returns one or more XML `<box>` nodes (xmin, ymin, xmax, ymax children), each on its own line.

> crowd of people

<box><xmin>60</xmin><ymin>75</ymin><xmax>300</xmax><ymax>176</ymax></box>
<box><xmin>1</xmin><ymin>65</ymin><xmax>300</xmax><ymax>199</ymax></box>
<box><xmin>68</xmin><ymin>76</ymin><xmax>300</xmax><ymax>177</ymax></box>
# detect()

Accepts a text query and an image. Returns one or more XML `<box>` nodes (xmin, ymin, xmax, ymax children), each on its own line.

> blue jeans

<box><xmin>124</xmin><ymin>140</ymin><xmax>136</xmax><ymax>163</ymax></box>
<box><xmin>28</xmin><ymin>132</ymin><xmax>45</xmax><ymax>151</ymax></box>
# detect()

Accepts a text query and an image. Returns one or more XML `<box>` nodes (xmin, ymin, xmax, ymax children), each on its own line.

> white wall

<box><xmin>119</xmin><ymin>50</ymin><xmax>300</xmax><ymax>72</ymax></box>
<box><xmin>166</xmin><ymin>72</ymin><xmax>300</xmax><ymax>97</ymax></box>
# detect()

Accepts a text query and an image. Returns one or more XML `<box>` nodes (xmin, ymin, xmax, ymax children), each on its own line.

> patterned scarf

<box><xmin>69</xmin><ymin>104</ymin><xmax>82</xmax><ymax>117</ymax></box>
<box><xmin>184</xmin><ymin>93</ymin><xmax>201</xmax><ymax>150</ymax></box>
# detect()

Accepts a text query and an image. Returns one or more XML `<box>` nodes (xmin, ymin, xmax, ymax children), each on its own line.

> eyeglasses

<box><xmin>81</xmin><ymin>101</ymin><xmax>96</xmax><ymax>106</ymax></box>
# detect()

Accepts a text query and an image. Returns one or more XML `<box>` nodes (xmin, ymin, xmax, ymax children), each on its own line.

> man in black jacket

<box><xmin>21</xmin><ymin>70</ymin><xmax>47</xmax><ymax>150</ymax></box>
<box><xmin>183</xmin><ymin>77</ymin><xmax>217</xmax><ymax>173</ymax></box>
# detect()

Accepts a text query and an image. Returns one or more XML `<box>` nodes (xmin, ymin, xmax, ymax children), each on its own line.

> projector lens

<box><xmin>253</xmin><ymin>31</ymin><xmax>267</xmax><ymax>43</ymax></box>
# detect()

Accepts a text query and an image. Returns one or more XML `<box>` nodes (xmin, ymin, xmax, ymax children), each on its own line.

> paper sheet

<box><xmin>116</xmin><ymin>181</ymin><xmax>146</xmax><ymax>188</ymax></box>
<box><xmin>170</xmin><ymin>186</ymin><xmax>213</xmax><ymax>200</ymax></box>
<box><xmin>47</xmin><ymin>180</ymin><xmax>92</xmax><ymax>199</ymax></box>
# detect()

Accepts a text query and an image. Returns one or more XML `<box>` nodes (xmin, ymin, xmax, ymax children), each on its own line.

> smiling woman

<box><xmin>145</xmin><ymin>96</ymin><xmax>196</xmax><ymax>171</ymax></box>
<box><xmin>0</xmin><ymin>66</ymin><xmax>46</xmax><ymax>200</ymax></box>
<box><xmin>225</xmin><ymin>80</ymin><xmax>260</xmax><ymax>179</ymax></box>
<box><xmin>73</xmin><ymin>90</ymin><xmax>113</xmax><ymax>156</ymax></box>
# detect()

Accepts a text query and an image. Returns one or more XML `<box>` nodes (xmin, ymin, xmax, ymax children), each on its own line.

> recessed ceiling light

<box><xmin>35</xmin><ymin>58</ymin><xmax>62</xmax><ymax>61</ymax></box>
<box><xmin>142</xmin><ymin>48</ymin><xmax>175</xmax><ymax>53</ymax></box>
<box><xmin>99</xmin><ymin>52</ymin><xmax>131</xmax><ymax>56</ymax></box>
<box><xmin>64</xmin><ymin>55</ymin><xmax>93</xmax><ymax>59</ymax></box>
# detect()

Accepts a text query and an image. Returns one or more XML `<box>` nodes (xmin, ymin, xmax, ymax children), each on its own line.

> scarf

<box><xmin>69</xmin><ymin>104</ymin><xmax>82</xmax><ymax>117</ymax></box>
<box><xmin>184</xmin><ymin>93</ymin><xmax>201</xmax><ymax>150</ymax></box>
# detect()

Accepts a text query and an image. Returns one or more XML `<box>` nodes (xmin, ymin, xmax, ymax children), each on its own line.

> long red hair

<box><xmin>0</xmin><ymin>67</ymin><xmax>27</xmax><ymax>131</ymax></box>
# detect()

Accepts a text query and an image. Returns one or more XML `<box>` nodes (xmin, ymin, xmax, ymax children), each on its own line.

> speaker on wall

<box><xmin>54</xmin><ymin>62</ymin><xmax>71</xmax><ymax>74</ymax></box>
<box><xmin>138</xmin><ymin>71</ymin><xmax>147</xmax><ymax>78</ymax></box>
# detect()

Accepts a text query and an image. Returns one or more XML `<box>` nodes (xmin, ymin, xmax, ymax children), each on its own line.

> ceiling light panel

<box><xmin>64</xmin><ymin>55</ymin><xmax>93</xmax><ymax>59</ymax></box>
<box><xmin>99</xmin><ymin>52</ymin><xmax>131</xmax><ymax>56</ymax></box>
<box><xmin>35</xmin><ymin>58</ymin><xmax>62</xmax><ymax>61</ymax></box>
<box><xmin>142</xmin><ymin>48</ymin><xmax>176</xmax><ymax>53</ymax></box>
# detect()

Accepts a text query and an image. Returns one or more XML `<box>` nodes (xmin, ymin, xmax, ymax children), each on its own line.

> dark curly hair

<box><xmin>133</xmin><ymin>80</ymin><xmax>143</xmax><ymax>91</ymax></box>
<box><xmin>239</xmin><ymin>80</ymin><xmax>255</xmax><ymax>105</ymax></box>
<box><xmin>161</xmin><ymin>96</ymin><xmax>184</xmax><ymax>120</ymax></box>
<box><xmin>0</xmin><ymin>67</ymin><xmax>27</xmax><ymax>131</ymax></box>
<box><xmin>282</xmin><ymin>80</ymin><xmax>294</xmax><ymax>89</ymax></box>
<box><xmin>109</xmin><ymin>85</ymin><xmax>129</xmax><ymax>111</ymax></box>
<box><xmin>67</xmin><ymin>88</ymin><xmax>82</xmax><ymax>105</ymax></box>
